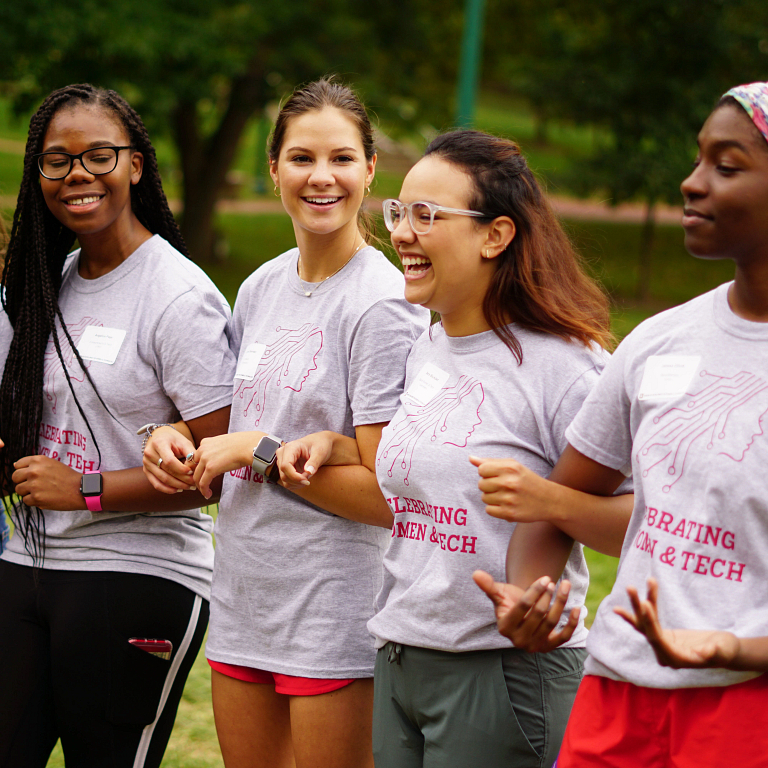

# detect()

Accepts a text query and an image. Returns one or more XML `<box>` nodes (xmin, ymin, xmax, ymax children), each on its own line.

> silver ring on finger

<box><xmin>157</xmin><ymin>457</ymin><xmax>164</xmax><ymax>467</ymax></box>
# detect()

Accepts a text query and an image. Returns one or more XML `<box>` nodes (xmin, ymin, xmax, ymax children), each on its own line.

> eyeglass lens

<box><xmin>384</xmin><ymin>201</ymin><xmax>433</xmax><ymax>233</ymax></box>
<box><xmin>38</xmin><ymin>147</ymin><xmax>121</xmax><ymax>179</ymax></box>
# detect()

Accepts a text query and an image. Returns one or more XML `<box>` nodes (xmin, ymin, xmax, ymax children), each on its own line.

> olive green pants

<box><xmin>373</xmin><ymin>642</ymin><xmax>585</xmax><ymax>768</ymax></box>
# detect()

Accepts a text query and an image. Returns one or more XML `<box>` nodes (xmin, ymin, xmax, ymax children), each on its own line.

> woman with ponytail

<box><xmin>144</xmin><ymin>77</ymin><xmax>429</xmax><ymax>768</ymax></box>
<box><xmin>0</xmin><ymin>84</ymin><xmax>235</xmax><ymax>768</ymax></box>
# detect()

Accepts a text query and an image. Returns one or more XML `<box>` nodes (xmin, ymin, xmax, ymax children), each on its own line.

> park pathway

<box><xmin>0</xmin><ymin>192</ymin><xmax>682</xmax><ymax>225</ymax></box>
<box><xmin>0</xmin><ymin>133</ymin><xmax>683</xmax><ymax>225</ymax></box>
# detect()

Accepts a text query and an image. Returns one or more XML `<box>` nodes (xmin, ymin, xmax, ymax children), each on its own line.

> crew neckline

<box><xmin>712</xmin><ymin>282</ymin><xmax>768</xmax><ymax>340</ymax></box>
<box><xmin>439</xmin><ymin>324</ymin><xmax>506</xmax><ymax>354</ymax></box>
<box><xmin>66</xmin><ymin>235</ymin><xmax>160</xmax><ymax>294</ymax></box>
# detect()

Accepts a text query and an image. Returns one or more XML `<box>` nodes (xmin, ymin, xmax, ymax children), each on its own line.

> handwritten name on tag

<box><xmin>407</xmin><ymin>363</ymin><xmax>450</xmax><ymax>406</ymax></box>
<box><xmin>76</xmin><ymin>326</ymin><xmax>126</xmax><ymax>365</ymax></box>
<box><xmin>234</xmin><ymin>342</ymin><xmax>266</xmax><ymax>380</ymax></box>
<box><xmin>638</xmin><ymin>355</ymin><xmax>701</xmax><ymax>400</ymax></box>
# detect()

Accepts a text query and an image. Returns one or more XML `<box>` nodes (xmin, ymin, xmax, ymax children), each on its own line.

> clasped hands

<box><xmin>143</xmin><ymin>427</ymin><xmax>269</xmax><ymax>499</ymax></box>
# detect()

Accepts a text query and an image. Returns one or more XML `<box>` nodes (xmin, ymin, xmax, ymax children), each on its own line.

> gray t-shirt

<box><xmin>1</xmin><ymin>235</ymin><xmax>236</xmax><ymax>600</ymax></box>
<box><xmin>369</xmin><ymin>324</ymin><xmax>608</xmax><ymax>652</ymax></box>
<box><xmin>568</xmin><ymin>283</ymin><xmax>768</xmax><ymax>689</ymax></box>
<box><xmin>206</xmin><ymin>246</ymin><xmax>430</xmax><ymax>678</ymax></box>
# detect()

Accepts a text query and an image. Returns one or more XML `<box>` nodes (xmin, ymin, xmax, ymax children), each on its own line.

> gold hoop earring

<box><xmin>365</xmin><ymin>187</ymin><xmax>371</xmax><ymax>198</ymax></box>
<box><xmin>274</xmin><ymin>185</ymin><xmax>280</xmax><ymax>197</ymax></box>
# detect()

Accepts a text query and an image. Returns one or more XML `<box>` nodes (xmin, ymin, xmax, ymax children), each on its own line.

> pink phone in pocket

<box><xmin>128</xmin><ymin>638</ymin><xmax>173</xmax><ymax>660</ymax></box>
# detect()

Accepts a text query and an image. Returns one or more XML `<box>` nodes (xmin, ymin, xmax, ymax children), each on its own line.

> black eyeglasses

<box><xmin>34</xmin><ymin>146</ymin><xmax>134</xmax><ymax>180</ymax></box>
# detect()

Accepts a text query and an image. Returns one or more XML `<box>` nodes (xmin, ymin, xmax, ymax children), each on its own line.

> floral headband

<box><xmin>724</xmin><ymin>82</ymin><xmax>768</xmax><ymax>144</ymax></box>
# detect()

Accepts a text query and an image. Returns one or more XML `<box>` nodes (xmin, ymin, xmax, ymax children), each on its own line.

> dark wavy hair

<box><xmin>0</xmin><ymin>83</ymin><xmax>187</xmax><ymax>563</ymax></box>
<box><xmin>424</xmin><ymin>130</ymin><xmax>613</xmax><ymax>361</ymax></box>
<box><xmin>269</xmin><ymin>76</ymin><xmax>377</xmax><ymax>242</ymax></box>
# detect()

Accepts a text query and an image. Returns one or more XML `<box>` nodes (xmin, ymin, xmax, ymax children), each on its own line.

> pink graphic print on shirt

<box><xmin>234</xmin><ymin>323</ymin><xmax>323</xmax><ymax>427</ymax></box>
<box><xmin>637</xmin><ymin>369</ymin><xmax>768</xmax><ymax>493</ymax></box>
<box><xmin>379</xmin><ymin>375</ymin><xmax>484</xmax><ymax>486</ymax></box>
<box><xmin>43</xmin><ymin>317</ymin><xmax>98</xmax><ymax>414</ymax></box>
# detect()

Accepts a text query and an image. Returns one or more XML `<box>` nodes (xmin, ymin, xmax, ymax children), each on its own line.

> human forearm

<box><xmin>101</xmin><ymin>467</ymin><xmax>219</xmax><ymax>510</ymax></box>
<box><xmin>506</xmin><ymin>521</ymin><xmax>574</xmax><ymax>587</ymax></box>
<box><xmin>275</xmin><ymin>423</ymin><xmax>389</xmax><ymax>526</ymax></box>
<box><xmin>728</xmin><ymin>637</ymin><xmax>768</xmax><ymax>672</ymax></box>
<box><xmin>539</xmin><ymin>483</ymin><xmax>632</xmax><ymax>557</ymax></box>
<box><xmin>546</xmin><ymin>446</ymin><xmax>632</xmax><ymax>556</ymax></box>
<box><xmin>473</xmin><ymin>450</ymin><xmax>631</xmax><ymax>557</ymax></box>
<box><xmin>310</xmin><ymin>431</ymin><xmax>363</xmax><ymax>466</ymax></box>
<box><xmin>286</xmin><ymin>463</ymin><xmax>392</xmax><ymax>528</ymax></box>
<box><xmin>13</xmin><ymin>457</ymin><xmax>217</xmax><ymax>512</ymax></box>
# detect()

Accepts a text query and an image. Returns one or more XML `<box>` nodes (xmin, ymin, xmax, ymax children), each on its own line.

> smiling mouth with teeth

<box><xmin>401</xmin><ymin>255</ymin><xmax>432</xmax><ymax>275</ymax></box>
<box><xmin>304</xmin><ymin>197</ymin><xmax>341</xmax><ymax>205</ymax></box>
<box><xmin>66</xmin><ymin>196</ymin><xmax>102</xmax><ymax>206</ymax></box>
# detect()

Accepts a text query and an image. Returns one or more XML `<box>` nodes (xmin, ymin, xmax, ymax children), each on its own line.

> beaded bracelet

<box><xmin>136</xmin><ymin>422</ymin><xmax>179</xmax><ymax>452</ymax></box>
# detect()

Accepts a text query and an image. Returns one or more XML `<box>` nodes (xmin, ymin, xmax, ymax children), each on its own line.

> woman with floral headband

<box><xmin>476</xmin><ymin>81</ymin><xmax>768</xmax><ymax>768</ymax></box>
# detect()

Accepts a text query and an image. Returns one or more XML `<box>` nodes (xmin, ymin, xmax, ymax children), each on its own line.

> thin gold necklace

<box><xmin>297</xmin><ymin>240</ymin><xmax>365</xmax><ymax>297</ymax></box>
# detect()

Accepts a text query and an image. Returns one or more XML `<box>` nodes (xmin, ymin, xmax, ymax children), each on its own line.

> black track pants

<box><xmin>0</xmin><ymin>560</ymin><xmax>209</xmax><ymax>768</ymax></box>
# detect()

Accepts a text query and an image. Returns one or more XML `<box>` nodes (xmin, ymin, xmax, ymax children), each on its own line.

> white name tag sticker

<box><xmin>234</xmin><ymin>342</ymin><xmax>266</xmax><ymax>380</ymax></box>
<box><xmin>407</xmin><ymin>363</ymin><xmax>450</xmax><ymax>406</ymax></box>
<box><xmin>638</xmin><ymin>355</ymin><xmax>701</xmax><ymax>400</ymax></box>
<box><xmin>76</xmin><ymin>325</ymin><xmax>126</xmax><ymax>365</ymax></box>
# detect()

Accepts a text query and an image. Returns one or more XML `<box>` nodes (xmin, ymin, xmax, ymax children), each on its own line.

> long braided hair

<box><xmin>0</xmin><ymin>83</ymin><xmax>187</xmax><ymax>563</ymax></box>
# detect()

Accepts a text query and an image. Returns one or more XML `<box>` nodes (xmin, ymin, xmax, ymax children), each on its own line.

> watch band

<box><xmin>81</xmin><ymin>469</ymin><xmax>103</xmax><ymax>512</ymax></box>
<box><xmin>252</xmin><ymin>434</ymin><xmax>283</xmax><ymax>477</ymax></box>
<box><xmin>136</xmin><ymin>422</ymin><xmax>178</xmax><ymax>451</ymax></box>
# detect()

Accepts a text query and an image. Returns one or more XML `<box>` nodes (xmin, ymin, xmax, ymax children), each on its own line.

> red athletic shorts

<box><xmin>555</xmin><ymin>672</ymin><xmax>768</xmax><ymax>768</ymax></box>
<box><xmin>208</xmin><ymin>659</ymin><xmax>355</xmax><ymax>696</ymax></box>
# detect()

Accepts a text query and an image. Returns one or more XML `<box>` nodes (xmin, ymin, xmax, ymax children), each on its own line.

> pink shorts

<box><xmin>556</xmin><ymin>672</ymin><xmax>768</xmax><ymax>768</ymax></box>
<box><xmin>208</xmin><ymin>659</ymin><xmax>355</xmax><ymax>696</ymax></box>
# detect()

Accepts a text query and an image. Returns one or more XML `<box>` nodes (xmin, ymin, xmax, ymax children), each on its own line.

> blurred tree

<box><xmin>0</xmin><ymin>0</ymin><xmax>463</xmax><ymax>260</ymax></box>
<box><xmin>485</xmin><ymin>0</ymin><xmax>768</xmax><ymax>300</ymax></box>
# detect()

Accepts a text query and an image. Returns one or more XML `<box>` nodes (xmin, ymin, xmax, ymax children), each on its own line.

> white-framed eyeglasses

<box><xmin>382</xmin><ymin>198</ymin><xmax>488</xmax><ymax>234</ymax></box>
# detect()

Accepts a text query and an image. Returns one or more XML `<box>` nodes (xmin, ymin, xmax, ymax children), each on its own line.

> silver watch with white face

<box><xmin>252</xmin><ymin>434</ymin><xmax>283</xmax><ymax>476</ymax></box>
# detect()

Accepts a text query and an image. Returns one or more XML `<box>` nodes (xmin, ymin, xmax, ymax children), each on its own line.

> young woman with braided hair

<box><xmin>0</xmin><ymin>84</ymin><xmax>235</xmax><ymax>768</ymax></box>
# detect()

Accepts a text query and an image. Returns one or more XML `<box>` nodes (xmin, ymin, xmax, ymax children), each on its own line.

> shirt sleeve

<box><xmin>546</xmin><ymin>362</ymin><xmax>605</xmax><ymax>465</ymax></box>
<box><xmin>565</xmin><ymin>336</ymin><xmax>635</xmax><ymax>472</ymax></box>
<box><xmin>151</xmin><ymin>285</ymin><xmax>237</xmax><ymax>421</ymax></box>
<box><xmin>347</xmin><ymin>298</ymin><xmax>428</xmax><ymax>427</ymax></box>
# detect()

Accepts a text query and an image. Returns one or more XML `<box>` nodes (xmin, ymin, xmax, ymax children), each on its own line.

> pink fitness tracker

<box><xmin>80</xmin><ymin>470</ymin><xmax>103</xmax><ymax>512</ymax></box>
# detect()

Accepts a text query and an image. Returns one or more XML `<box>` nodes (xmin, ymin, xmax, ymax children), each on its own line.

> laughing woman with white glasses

<box><xmin>278</xmin><ymin>129</ymin><xmax>620</xmax><ymax>768</ymax></box>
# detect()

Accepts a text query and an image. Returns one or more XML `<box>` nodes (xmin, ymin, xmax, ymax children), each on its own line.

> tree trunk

<box><xmin>173</xmin><ymin>57</ymin><xmax>267</xmax><ymax>262</ymax></box>
<box><xmin>636</xmin><ymin>198</ymin><xmax>656</xmax><ymax>303</ymax></box>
